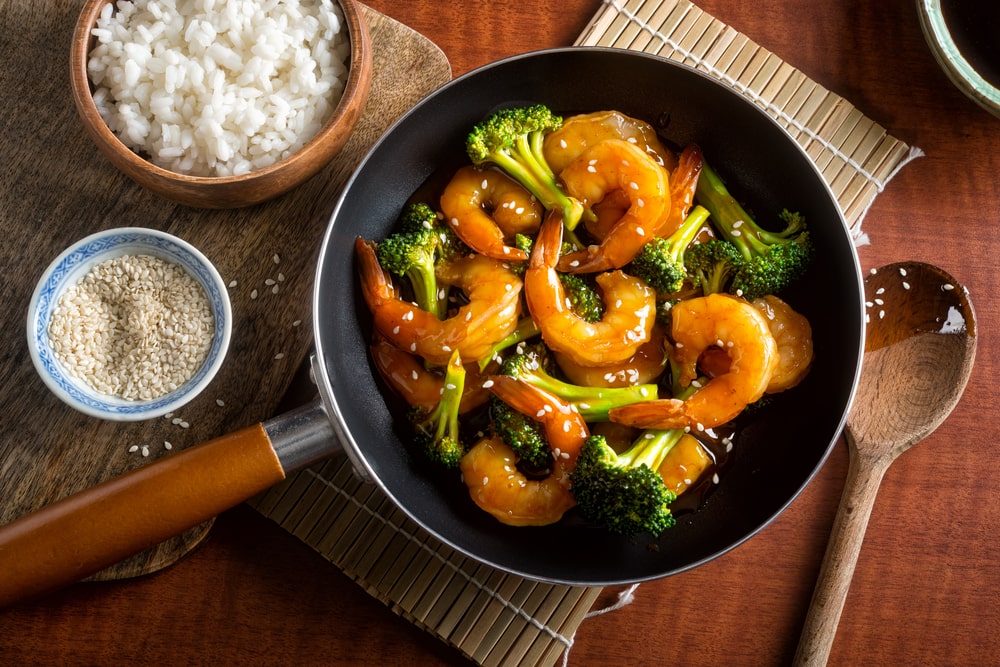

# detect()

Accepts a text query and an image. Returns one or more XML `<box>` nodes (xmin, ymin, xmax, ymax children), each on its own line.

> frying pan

<box><xmin>0</xmin><ymin>48</ymin><xmax>864</xmax><ymax>605</ymax></box>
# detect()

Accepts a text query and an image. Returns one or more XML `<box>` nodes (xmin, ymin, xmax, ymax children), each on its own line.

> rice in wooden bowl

<box><xmin>69</xmin><ymin>0</ymin><xmax>373</xmax><ymax>208</ymax></box>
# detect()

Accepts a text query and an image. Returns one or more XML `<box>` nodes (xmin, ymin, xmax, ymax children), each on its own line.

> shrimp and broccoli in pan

<box><xmin>355</xmin><ymin>105</ymin><xmax>814</xmax><ymax>538</ymax></box>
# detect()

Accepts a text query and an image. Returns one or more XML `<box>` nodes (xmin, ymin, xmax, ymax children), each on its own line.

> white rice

<box><xmin>87</xmin><ymin>0</ymin><xmax>350</xmax><ymax>177</ymax></box>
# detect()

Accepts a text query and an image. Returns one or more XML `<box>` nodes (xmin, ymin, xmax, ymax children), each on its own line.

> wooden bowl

<box><xmin>69</xmin><ymin>0</ymin><xmax>373</xmax><ymax>209</ymax></box>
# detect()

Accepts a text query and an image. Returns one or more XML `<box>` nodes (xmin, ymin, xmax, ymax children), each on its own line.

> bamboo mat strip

<box><xmin>248</xmin><ymin>455</ymin><xmax>602</xmax><ymax>667</ymax></box>
<box><xmin>577</xmin><ymin>0</ymin><xmax>923</xmax><ymax>243</ymax></box>
<box><xmin>250</xmin><ymin>2</ymin><xmax>922</xmax><ymax>665</ymax></box>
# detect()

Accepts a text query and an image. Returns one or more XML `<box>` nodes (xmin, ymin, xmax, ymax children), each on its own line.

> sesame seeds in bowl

<box><xmin>27</xmin><ymin>228</ymin><xmax>232</xmax><ymax>421</ymax></box>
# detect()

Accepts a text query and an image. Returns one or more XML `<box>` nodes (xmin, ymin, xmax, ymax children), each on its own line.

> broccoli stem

<box><xmin>477</xmin><ymin>317</ymin><xmax>543</xmax><ymax>371</ymax></box>
<box><xmin>618</xmin><ymin>429</ymin><xmax>685</xmax><ymax>473</ymax></box>
<box><xmin>520</xmin><ymin>370</ymin><xmax>657</xmax><ymax>421</ymax></box>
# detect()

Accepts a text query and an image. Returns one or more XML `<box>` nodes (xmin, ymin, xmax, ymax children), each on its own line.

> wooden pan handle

<box><xmin>0</xmin><ymin>424</ymin><xmax>285</xmax><ymax>607</ymax></box>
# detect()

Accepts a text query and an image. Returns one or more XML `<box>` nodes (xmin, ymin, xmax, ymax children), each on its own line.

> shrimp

<box><xmin>754</xmin><ymin>295</ymin><xmax>813</xmax><ymax>393</ymax></box>
<box><xmin>355</xmin><ymin>237</ymin><xmax>522</xmax><ymax>366</ymax></box>
<box><xmin>698</xmin><ymin>295</ymin><xmax>815</xmax><ymax>394</ymax></box>
<box><xmin>556</xmin><ymin>139</ymin><xmax>671</xmax><ymax>273</ymax></box>
<box><xmin>543</xmin><ymin>110</ymin><xmax>677</xmax><ymax>175</ymax></box>
<box><xmin>582</xmin><ymin>145</ymin><xmax>703</xmax><ymax>244</ymax></box>
<box><xmin>439</xmin><ymin>165</ymin><xmax>543</xmax><ymax>261</ymax></box>
<box><xmin>609</xmin><ymin>293</ymin><xmax>779</xmax><ymax>431</ymax></box>
<box><xmin>460</xmin><ymin>375</ymin><xmax>589</xmax><ymax>527</ymax></box>
<box><xmin>486</xmin><ymin>374</ymin><xmax>590</xmax><ymax>466</ymax></box>
<box><xmin>524</xmin><ymin>211</ymin><xmax>657</xmax><ymax>367</ymax></box>
<box><xmin>460</xmin><ymin>436</ymin><xmax>578</xmax><ymax>527</ymax></box>
<box><xmin>553</xmin><ymin>325</ymin><xmax>669</xmax><ymax>388</ymax></box>
<box><xmin>369</xmin><ymin>334</ymin><xmax>490</xmax><ymax>413</ymax></box>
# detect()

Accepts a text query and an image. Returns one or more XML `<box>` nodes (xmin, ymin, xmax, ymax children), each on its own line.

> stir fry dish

<box><xmin>355</xmin><ymin>106</ymin><xmax>815</xmax><ymax>538</ymax></box>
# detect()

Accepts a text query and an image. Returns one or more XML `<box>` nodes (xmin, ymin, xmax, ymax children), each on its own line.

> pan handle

<box><xmin>0</xmin><ymin>398</ymin><xmax>338</xmax><ymax>608</ymax></box>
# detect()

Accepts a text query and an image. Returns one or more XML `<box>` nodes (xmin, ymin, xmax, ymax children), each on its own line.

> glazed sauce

<box><xmin>941</xmin><ymin>0</ymin><xmax>1000</xmax><ymax>89</ymax></box>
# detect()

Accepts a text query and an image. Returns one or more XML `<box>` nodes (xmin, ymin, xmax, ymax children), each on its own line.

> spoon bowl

<box><xmin>794</xmin><ymin>261</ymin><xmax>977</xmax><ymax>665</ymax></box>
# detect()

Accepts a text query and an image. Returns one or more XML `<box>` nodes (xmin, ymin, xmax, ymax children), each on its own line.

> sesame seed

<box><xmin>482</xmin><ymin>379</ymin><xmax>494</xmax><ymax>388</ymax></box>
<box><xmin>228</xmin><ymin>279</ymin><xmax>238</xmax><ymax>288</ymax></box>
<box><xmin>216</xmin><ymin>399</ymin><xmax>225</xmax><ymax>407</ymax></box>
<box><xmin>128</xmin><ymin>445</ymin><xmax>139</xmax><ymax>453</ymax></box>
<box><xmin>274</xmin><ymin>352</ymin><xmax>285</xmax><ymax>360</ymax></box>
<box><xmin>273</xmin><ymin>254</ymin><xmax>281</xmax><ymax>264</ymax></box>
<box><xmin>47</xmin><ymin>254</ymin><xmax>214</xmax><ymax>401</ymax></box>
<box><xmin>251</xmin><ymin>288</ymin><xmax>258</xmax><ymax>299</ymax></box>
<box><xmin>164</xmin><ymin>441</ymin><xmax>172</xmax><ymax>450</ymax></box>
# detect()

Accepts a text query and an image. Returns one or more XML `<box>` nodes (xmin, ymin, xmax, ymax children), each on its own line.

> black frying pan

<box><xmin>0</xmin><ymin>49</ymin><xmax>864</xmax><ymax>604</ymax></box>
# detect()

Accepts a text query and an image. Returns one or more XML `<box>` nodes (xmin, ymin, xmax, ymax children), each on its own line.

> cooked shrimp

<box><xmin>697</xmin><ymin>295</ymin><xmax>815</xmax><ymax>394</ymax></box>
<box><xmin>525</xmin><ymin>211</ymin><xmax>657</xmax><ymax>367</ymax></box>
<box><xmin>556</xmin><ymin>139</ymin><xmax>671</xmax><ymax>273</ymax></box>
<box><xmin>543</xmin><ymin>110</ymin><xmax>677</xmax><ymax>175</ymax></box>
<box><xmin>356</xmin><ymin>238</ymin><xmax>522</xmax><ymax>366</ymax></box>
<box><xmin>609</xmin><ymin>293</ymin><xmax>778</xmax><ymax>430</ymax></box>
<box><xmin>460</xmin><ymin>375</ymin><xmax>589</xmax><ymax>527</ymax></box>
<box><xmin>486</xmin><ymin>374</ymin><xmax>590</xmax><ymax>465</ymax></box>
<box><xmin>753</xmin><ymin>295</ymin><xmax>813</xmax><ymax>393</ymax></box>
<box><xmin>553</xmin><ymin>325</ymin><xmax>669</xmax><ymax>388</ymax></box>
<box><xmin>369</xmin><ymin>334</ymin><xmax>490</xmax><ymax>413</ymax></box>
<box><xmin>657</xmin><ymin>433</ymin><xmax>714</xmax><ymax>497</ymax></box>
<box><xmin>460</xmin><ymin>436</ymin><xmax>577</xmax><ymax>527</ymax></box>
<box><xmin>582</xmin><ymin>146</ymin><xmax>702</xmax><ymax>243</ymax></box>
<box><xmin>440</xmin><ymin>166</ymin><xmax>543</xmax><ymax>261</ymax></box>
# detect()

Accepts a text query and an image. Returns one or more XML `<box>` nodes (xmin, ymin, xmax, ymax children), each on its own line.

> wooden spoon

<box><xmin>793</xmin><ymin>262</ymin><xmax>977</xmax><ymax>666</ymax></box>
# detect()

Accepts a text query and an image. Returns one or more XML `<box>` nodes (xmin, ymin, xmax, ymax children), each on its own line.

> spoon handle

<box><xmin>793</xmin><ymin>444</ymin><xmax>890</xmax><ymax>666</ymax></box>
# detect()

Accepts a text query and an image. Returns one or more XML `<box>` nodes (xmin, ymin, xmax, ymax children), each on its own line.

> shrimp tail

<box><xmin>530</xmin><ymin>209</ymin><xmax>565</xmax><ymax>271</ymax></box>
<box><xmin>355</xmin><ymin>237</ymin><xmax>396</xmax><ymax>307</ymax></box>
<box><xmin>608</xmin><ymin>399</ymin><xmax>687</xmax><ymax>430</ymax></box>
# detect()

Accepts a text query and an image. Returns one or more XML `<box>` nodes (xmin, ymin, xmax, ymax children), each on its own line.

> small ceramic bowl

<box><xmin>69</xmin><ymin>0</ymin><xmax>373</xmax><ymax>208</ymax></box>
<box><xmin>27</xmin><ymin>228</ymin><xmax>232</xmax><ymax>421</ymax></box>
<box><xmin>917</xmin><ymin>0</ymin><xmax>1000</xmax><ymax>118</ymax></box>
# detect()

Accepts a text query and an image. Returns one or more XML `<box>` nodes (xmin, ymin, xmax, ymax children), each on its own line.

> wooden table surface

<box><xmin>2</xmin><ymin>0</ymin><xmax>998</xmax><ymax>665</ymax></box>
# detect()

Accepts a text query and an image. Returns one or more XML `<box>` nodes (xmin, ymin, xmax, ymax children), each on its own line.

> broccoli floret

<box><xmin>489</xmin><ymin>396</ymin><xmax>552</xmax><ymax>471</ymax></box>
<box><xmin>499</xmin><ymin>345</ymin><xmax>657</xmax><ymax>421</ymax></box>
<box><xmin>559</xmin><ymin>272</ymin><xmax>605</xmax><ymax>323</ymax></box>
<box><xmin>466</xmin><ymin>105</ymin><xmax>586</xmax><ymax>230</ymax></box>
<box><xmin>376</xmin><ymin>203</ymin><xmax>456</xmax><ymax>320</ymax></box>
<box><xmin>695</xmin><ymin>161</ymin><xmax>813</xmax><ymax>300</ymax></box>
<box><xmin>628</xmin><ymin>205</ymin><xmax>711</xmax><ymax>295</ymax></box>
<box><xmin>570</xmin><ymin>432</ymin><xmax>683</xmax><ymax>537</ymax></box>
<box><xmin>410</xmin><ymin>350</ymin><xmax>466</xmax><ymax>468</ymax></box>
<box><xmin>684</xmin><ymin>237</ymin><xmax>744</xmax><ymax>296</ymax></box>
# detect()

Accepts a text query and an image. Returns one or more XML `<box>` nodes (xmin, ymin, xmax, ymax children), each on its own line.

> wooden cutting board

<box><xmin>0</xmin><ymin>3</ymin><xmax>451</xmax><ymax>581</ymax></box>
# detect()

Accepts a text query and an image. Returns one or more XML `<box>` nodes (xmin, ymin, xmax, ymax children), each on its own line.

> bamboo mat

<box><xmin>251</xmin><ymin>2</ymin><xmax>921</xmax><ymax>665</ymax></box>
